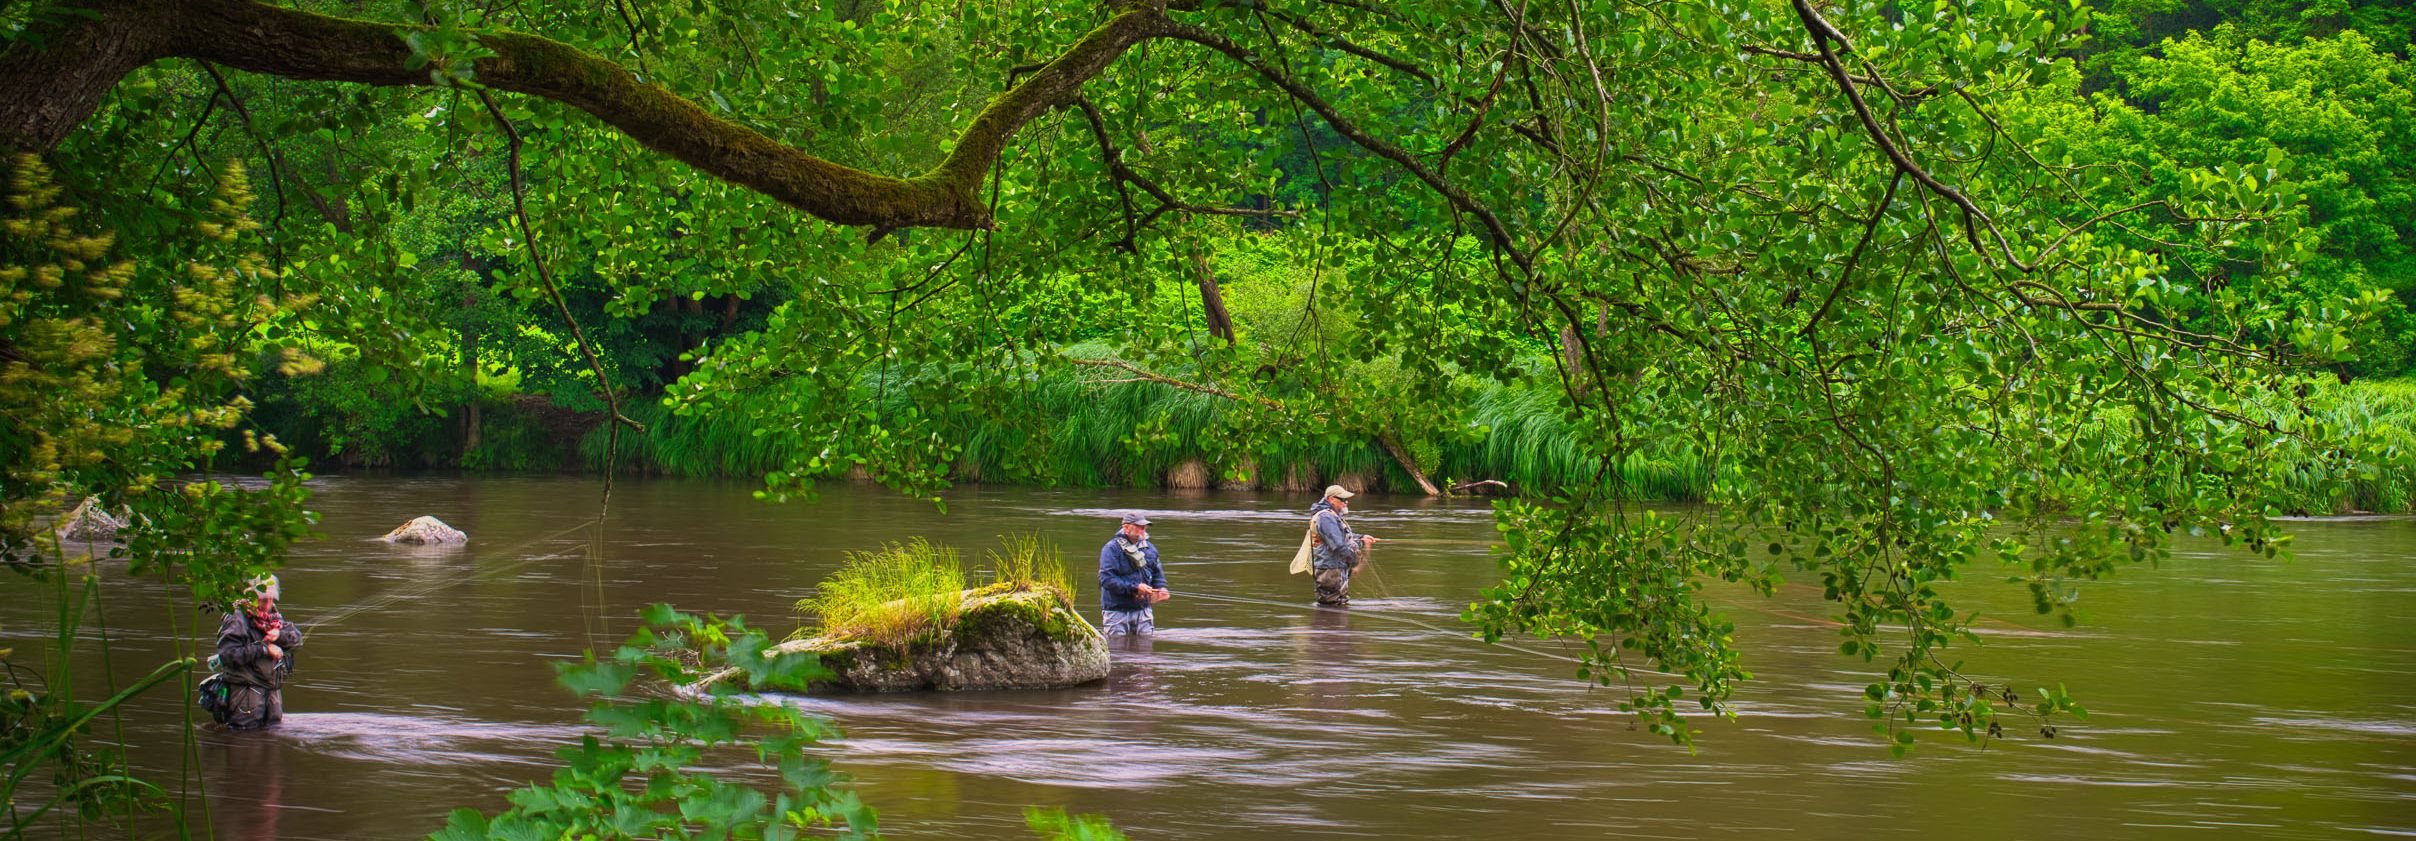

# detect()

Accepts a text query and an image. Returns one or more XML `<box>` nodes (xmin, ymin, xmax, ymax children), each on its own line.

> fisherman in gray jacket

<box><xmin>211</xmin><ymin>575</ymin><xmax>302</xmax><ymax>729</ymax></box>
<box><xmin>1308</xmin><ymin>485</ymin><xmax>1378</xmax><ymax>606</ymax></box>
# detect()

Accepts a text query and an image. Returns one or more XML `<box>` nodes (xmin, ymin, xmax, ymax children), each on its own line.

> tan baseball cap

<box><xmin>1322</xmin><ymin>484</ymin><xmax>1355</xmax><ymax>500</ymax></box>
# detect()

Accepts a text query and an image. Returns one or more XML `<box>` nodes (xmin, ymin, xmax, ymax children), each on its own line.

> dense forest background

<box><xmin>52</xmin><ymin>0</ymin><xmax>2388</xmax><ymax>510</ymax></box>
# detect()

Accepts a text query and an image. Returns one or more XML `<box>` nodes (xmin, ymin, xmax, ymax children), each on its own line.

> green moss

<box><xmin>946</xmin><ymin>586</ymin><xmax>1083</xmax><ymax>644</ymax></box>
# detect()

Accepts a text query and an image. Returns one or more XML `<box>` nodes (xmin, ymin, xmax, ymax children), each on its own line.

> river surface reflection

<box><xmin>4</xmin><ymin>475</ymin><xmax>2411</xmax><ymax>839</ymax></box>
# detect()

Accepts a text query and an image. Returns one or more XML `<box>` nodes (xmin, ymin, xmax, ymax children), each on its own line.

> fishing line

<box><xmin>1172</xmin><ymin>587</ymin><xmax>1683</xmax><ymax>678</ymax></box>
<box><xmin>306</xmin><ymin>515</ymin><xmax>607</xmax><ymax>629</ymax></box>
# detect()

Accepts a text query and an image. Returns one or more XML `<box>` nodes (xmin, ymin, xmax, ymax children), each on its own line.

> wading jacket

<box><xmin>1098</xmin><ymin>534</ymin><xmax>1168</xmax><ymax>612</ymax></box>
<box><xmin>1308</xmin><ymin>500</ymin><xmax>1365</xmax><ymax>571</ymax></box>
<box><xmin>216</xmin><ymin>610</ymin><xmax>302</xmax><ymax>690</ymax></box>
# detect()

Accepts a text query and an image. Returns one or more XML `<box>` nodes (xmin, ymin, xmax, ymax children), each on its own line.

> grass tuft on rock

<box><xmin>799</xmin><ymin>534</ymin><xmax>1078</xmax><ymax>648</ymax></box>
<box><xmin>801</xmin><ymin>538</ymin><xmax>966</xmax><ymax>648</ymax></box>
<box><xmin>979</xmin><ymin>533</ymin><xmax>1072</xmax><ymax>600</ymax></box>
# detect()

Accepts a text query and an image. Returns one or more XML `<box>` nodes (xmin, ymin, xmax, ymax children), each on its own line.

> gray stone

<box><xmin>700</xmin><ymin>586</ymin><xmax>1108</xmax><ymax>694</ymax></box>
<box><xmin>58</xmin><ymin>497</ymin><xmax>124</xmax><ymax>542</ymax></box>
<box><xmin>382</xmin><ymin>515</ymin><xmax>468</xmax><ymax>545</ymax></box>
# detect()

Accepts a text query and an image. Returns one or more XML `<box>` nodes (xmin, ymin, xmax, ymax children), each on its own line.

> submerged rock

<box><xmin>58</xmin><ymin>498</ymin><xmax>125</xmax><ymax>542</ymax></box>
<box><xmin>382</xmin><ymin>515</ymin><xmax>468</xmax><ymax>545</ymax></box>
<box><xmin>701</xmin><ymin>586</ymin><xmax>1108</xmax><ymax>694</ymax></box>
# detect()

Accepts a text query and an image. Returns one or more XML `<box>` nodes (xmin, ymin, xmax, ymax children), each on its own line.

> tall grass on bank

<box><xmin>2276</xmin><ymin>379</ymin><xmax>2416</xmax><ymax>514</ymax></box>
<box><xmin>1436</xmin><ymin>384</ymin><xmax>1716</xmax><ymax>502</ymax></box>
<box><xmin>577</xmin><ymin>367</ymin><xmax>1628</xmax><ymax>495</ymax></box>
<box><xmin>580</xmin><ymin>400</ymin><xmax>812</xmax><ymax>480</ymax></box>
<box><xmin>565</xmin><ymin>366</ymin><xmax>2416</xmax><ymax>512</ymax></box>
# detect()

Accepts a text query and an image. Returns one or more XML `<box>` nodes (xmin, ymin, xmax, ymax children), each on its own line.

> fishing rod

<box><xmin>306</xmin><ymin>514</ymin><xmax>608</xmax><ymax>629</ymax></box>
<box><xmin>1172</xmin><ymin>587</ymin><xmax>1683</xmax><ymax>678</ymax></box>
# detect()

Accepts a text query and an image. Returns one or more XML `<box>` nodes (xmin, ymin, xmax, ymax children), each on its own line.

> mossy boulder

<box><xmin>704</xmin><ymin>586</ymin><xmax>1108</xmax><ymax>694</ymax></box>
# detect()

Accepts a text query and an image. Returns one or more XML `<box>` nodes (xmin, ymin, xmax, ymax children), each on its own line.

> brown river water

<box><xmin>4</xmin><ymin>475</ymin><xmax>2412</xmax><ymax>839</ymax></box>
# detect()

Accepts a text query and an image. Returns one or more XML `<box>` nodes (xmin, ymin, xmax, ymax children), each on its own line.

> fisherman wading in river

<box><xmin>1098</xmin><ymin>512</ymin><xmax>1171</xmax><ymax>636</ymax></box>
<box><xmin>204</xmin><ymin>575</ymin><xmax>303</xmax><ymax>729</ymax></box>
<box><xmin>1307</xmin><ymin>485</ymin><xmax>1378</xmax><ymax>606</ymax></box>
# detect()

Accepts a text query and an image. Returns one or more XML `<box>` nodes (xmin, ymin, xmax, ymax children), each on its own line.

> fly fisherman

<box><xmin>1098</xmin><ymin>512</ymin><xmax>1171</xmax><ymax>636</ymax></box>
<box><xmin>211</xmin><ymin>575</ymin><xmax>303</xmax><ymax>729</ymax></box>
<box><xmin>1309</xmin><ymin>485</ymin><xmax>1378</xmax><ymax>606</ymax></box>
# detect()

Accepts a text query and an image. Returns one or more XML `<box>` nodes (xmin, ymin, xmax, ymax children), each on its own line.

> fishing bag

<box><xmin>195</xmin><ymin>673</ymin><xmax>233</xmax><ymax>725</ymax></box>
<box><xmin>1289</xmin><ymin>519</ymin><xmax>1322</xmax><ymax>575</ymax></box>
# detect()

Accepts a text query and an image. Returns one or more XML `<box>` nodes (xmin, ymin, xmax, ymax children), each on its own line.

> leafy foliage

<box><xmin>430</xmin><ymin>605</ymin><xmax>876</xmax><ymax>841</ymax></box>
<box><xmin>0</xmin><ymin>154</ymin><xmax>315</xmax><ymax>833</ymax></box>
<box><xmin>1026</xmin><ymin>807</ymin><xmax>1132</xmax><ymax>841</ymax></box>
<box><xmin>2019</xmin><ymin>26</ymin><xmax>2416</xmax><ymax>375</ymax></box>
<box><xmin>0</xmin><ymin>0</ymin><xmax>2404</xmax><ymax>813</ymax></box>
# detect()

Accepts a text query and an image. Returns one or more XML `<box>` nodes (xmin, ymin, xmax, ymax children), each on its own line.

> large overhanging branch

<box><xmin>0</xmin><ymin>0</ymin><xmax>1178</xmax><ymax>235</ymax></box>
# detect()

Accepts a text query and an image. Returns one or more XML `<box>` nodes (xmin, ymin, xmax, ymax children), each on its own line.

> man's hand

<box><xmin>1360</xmin><ymin>535</ymin><xmax>1378</xmax><ymax>546</ymax></box>
<box><xmin>265</xmin><ymin>624</ymin><xmax>281</xmax><ymax>643</ymax></box>
<box><xmin>267</xmin><ymin>644</ymin><xmax>284</xmax><ymax>660</ymax></box>
<box><xmin>1149</xmin><ymin>587</ymin><xmax>1172</xmax><ymax>604</ymax></box>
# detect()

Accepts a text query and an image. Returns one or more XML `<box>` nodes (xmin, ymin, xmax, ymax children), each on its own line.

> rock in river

<box><xmin>382</xmin><ymin>515</ymin><xmax>468</xmax><ymax>545</ymax></box>
<box><xmin>58</xmin><ymin>497</ymin><xmax>125</xmax><ymax>542</ymax></box>
<box><xmin>700</xmin><ymin>585</ymin><xmax>1109</xmax><ymax>694</ymax></box>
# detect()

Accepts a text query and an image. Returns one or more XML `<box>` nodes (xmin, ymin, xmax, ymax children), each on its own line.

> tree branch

<box><xmin>1788</xmin><ymin>0</ymin><xmax>2016</xmax><ymax>268</ymax></box>
<box><xmin>1</xmin><ymin>0</ymin><xmax>1178</xmax><ymax>236</ymax></box>
<box><xmin>1164</xmin><ymin>20</ymin><xmax>1534</xmax><ymax>277</ymax></box>
<box><xmin>1069</xmin><ymin>95</ymin><xmax>1295</xmax><ymax>251</ymax></box>
<box><xmin>1069</xmin><ymin>357</ymin><xmax>1285</xmax><ymax>412</ymax></box>
<box><xmin>1801</xmin><ymin>170</ymin><xmax>1903</xmax><ymax>338</ymax></box>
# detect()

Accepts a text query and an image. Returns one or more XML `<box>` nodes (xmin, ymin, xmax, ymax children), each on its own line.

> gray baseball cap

<box><xmin>1121</xmin><ymin>512</ymin><xmax>1152</xmax><ymax>526</ymax></box>
<box><xmin>1322</xmin><ymin>484</ymin><xmax>1355</xmax><ymax>500</ymax></box>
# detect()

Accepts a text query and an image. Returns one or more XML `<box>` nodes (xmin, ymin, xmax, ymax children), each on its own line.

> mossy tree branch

<box><xmin>0</xmin><ymin>0</ymin><xmax>1179</xmax><ymax>234</ymax></box>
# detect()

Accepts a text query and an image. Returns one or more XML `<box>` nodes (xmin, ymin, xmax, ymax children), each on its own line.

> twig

<box><xmin>1068</xmin><ymin>357</ymin><xmax>1290</xmax><ymax>414</ymax></box>
<box><xmin>475</xmin><ymin>89</ymin><xmax>643</xmax><ymax>502</ymax></box>
<box><xmin>1802</xmin><ymin>170</ymin><xmax>1903</xmax><ymax>338</ymax></box>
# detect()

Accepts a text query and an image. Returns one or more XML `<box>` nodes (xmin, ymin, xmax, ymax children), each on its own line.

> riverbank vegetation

<box><xmin>3</xmin><ymin>0</ymin><xmax>2412</xmax><ymax>836</ymax></box>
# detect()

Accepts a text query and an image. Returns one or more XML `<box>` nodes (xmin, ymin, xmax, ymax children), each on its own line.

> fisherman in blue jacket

<box><xmin>1098</xmin><ymin>512</ymin><xmax>1170</xmax><ymax>636</ymax></box>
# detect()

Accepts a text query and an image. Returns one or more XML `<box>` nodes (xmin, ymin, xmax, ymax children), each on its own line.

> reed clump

<box><xmin>799</xmin><ymin>538</ymin><xmax>966</xmax><ymax>648</ymax></box>
<box><xmin>797</xmin><ymin>534</ymin><xmax>1078</xmax><ymax>648</ymax></box>
<box><xmin>979</xmin><ymin>533</ymin><xmax>1072</xmax><ymax>600</ymax></box>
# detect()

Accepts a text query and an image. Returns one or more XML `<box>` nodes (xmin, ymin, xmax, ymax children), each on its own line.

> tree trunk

<box><xmin>1192</xmin><ymin>252</ymin><xmax>1235</xmax><ymax>343</ymax></box>
<box><xmin>1376</xmin><ymin>433</ymin><xmax>1442</xmax><ymax>496</ymax></box>
<box><xmin>460</xmin><ymin>254</ymin><xmax>482</xmax><ymax>459</ymax></box>
<box><xmin>1559</xmin><ymin>321</ymin><xmax>1588</xmax><ymax>398</ymax></box>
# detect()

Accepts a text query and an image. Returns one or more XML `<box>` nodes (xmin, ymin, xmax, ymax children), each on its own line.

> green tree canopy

<box><xmin>2019</xmin><ymin>26</ymin><xmax>2415</xmax><ymax>374</ymax></box>
<box><xmin>0</xmin><ymin>0</ymin><xmax>2385</xmax><ymax>757</ymax></box>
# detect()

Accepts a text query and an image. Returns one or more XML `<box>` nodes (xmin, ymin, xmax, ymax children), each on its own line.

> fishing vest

<box><xmin>1117</xmin><ymin>536</ymin><xmax>1154</xmax><ymax>570</ymax></box>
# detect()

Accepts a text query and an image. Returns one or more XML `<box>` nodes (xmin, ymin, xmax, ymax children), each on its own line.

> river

<box><xmin>3</xmin><ymin>475</ymin><xmax>2410</xmax><ymax>839</ymax></box>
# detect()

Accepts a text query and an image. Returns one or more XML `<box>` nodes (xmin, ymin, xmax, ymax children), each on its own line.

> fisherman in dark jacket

<box><xmin>1310</xmin><ymin>485</ymin><xmax>1378</xmax><ymax>606</ymax></box>
<box><xmin>214</xmin><ymin>575</ymin><xmax>302</xmax><ymax>729</ymax></box>
<box><xmin>1097</xmin><ymin>512</ymin><xmax>1170</xmax><ymax>636</ymax></box>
